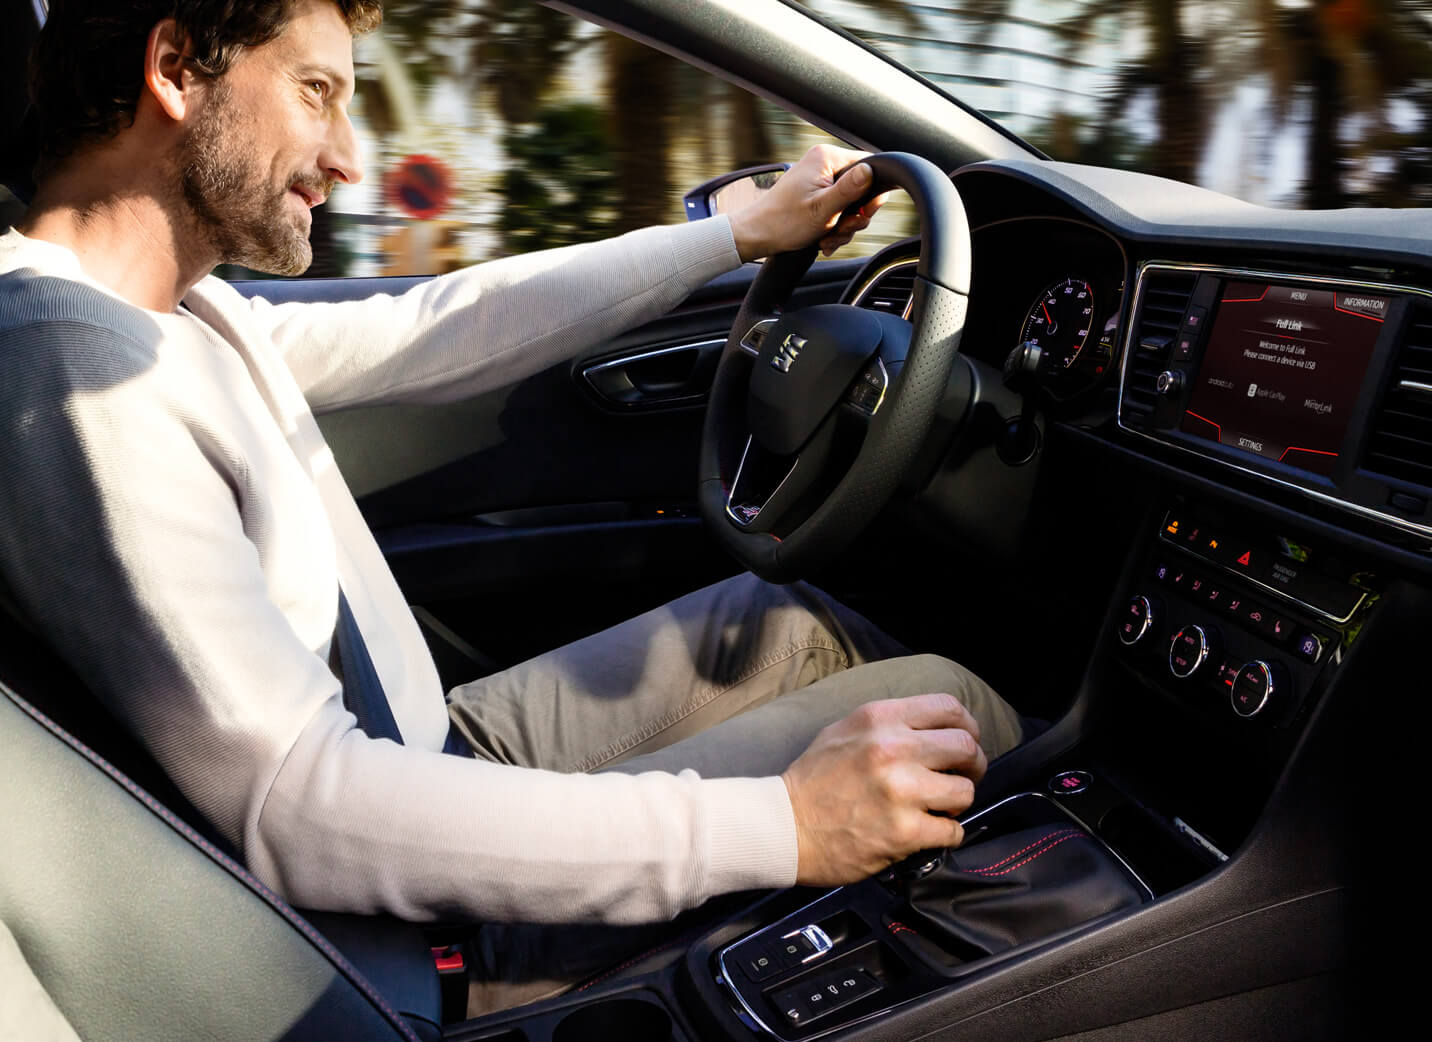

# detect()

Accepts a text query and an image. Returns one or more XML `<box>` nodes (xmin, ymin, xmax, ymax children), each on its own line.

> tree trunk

<box><xmin>1304</xmin><ymin>8</ymin><xmax>1346</xmax><ymax>208</ymax></box>
<box><xmin>605</xmin><ymin>36</ymin><xmax>676</xmax><ymax>233</ymax></box>
<box><xmin>728</xmin><ymin>87</ymin><xmax>775</xmax><ymax>170</ymax></box>
<box><xmin>1151</xmin><ymin>0</ymin><xmax>1204</xmax><ymax>185</ymax></box>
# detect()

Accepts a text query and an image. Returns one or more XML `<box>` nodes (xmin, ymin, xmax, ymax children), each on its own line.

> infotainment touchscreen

<box><xmin>1179</xmin><ymin>281</ymin><xmax>1388</xmax><ymax>478</ymax></box>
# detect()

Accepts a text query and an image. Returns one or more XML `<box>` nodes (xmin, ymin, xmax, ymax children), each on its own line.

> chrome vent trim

<box><xmin>850</xmin><ymin>259</ymin><xmax>916</xmax><ymax>319</ymax></box>
<box><xmin>1121</xmin><ymin>270</ymin><xmax>1197</xmax><ymax>428</ymax></box>
<box><xmin>1363</xmin><ymin>303</ymin><xmax>1432</xmax><ymax>489</ymax></box>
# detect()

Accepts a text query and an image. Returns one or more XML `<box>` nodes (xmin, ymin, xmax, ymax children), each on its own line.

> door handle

<box><xmin>581</xmin><ymin>338</ymin><xmax>725</xmax><ymax>408</ymax></box>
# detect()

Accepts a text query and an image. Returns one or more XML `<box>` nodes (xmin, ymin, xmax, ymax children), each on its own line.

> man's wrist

<box><xmin>728</xmin><ymin>207</ymin><xmax>769</xmax><ymax>264</ymax></box>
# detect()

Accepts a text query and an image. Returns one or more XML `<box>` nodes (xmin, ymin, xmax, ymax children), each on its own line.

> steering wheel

<box><xmin>698</xmin><ymin>152</ymin><xmax>973</xmax><ymax>584</ymax></box>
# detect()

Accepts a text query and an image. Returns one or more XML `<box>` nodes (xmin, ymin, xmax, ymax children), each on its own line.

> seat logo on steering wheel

<box><xmin>772</xmin><ymin>333</ymin><xmax>808</xmax><ymax>372</ymax></box>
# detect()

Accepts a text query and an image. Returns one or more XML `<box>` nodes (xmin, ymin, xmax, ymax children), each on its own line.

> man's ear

<box><xmin>143</xmin><ymin>19</ymin><xmax>198</xmax><ymax>122</ymax></box>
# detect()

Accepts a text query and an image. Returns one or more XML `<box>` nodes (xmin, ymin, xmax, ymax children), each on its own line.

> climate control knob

<box><xmin>1169</xmin><ymin>624</ymin><xmax>1217</xmax><ymax>679</ymax></box>
<box><xmin>1230</xmin><ymin>660</ymin><xmax>1289</xmax><ymax>719</ymax></box>
<box><xmin>1117</xmin><ymin>594</ymin><xmax>1160</xmax><ymax>647</ymax></box>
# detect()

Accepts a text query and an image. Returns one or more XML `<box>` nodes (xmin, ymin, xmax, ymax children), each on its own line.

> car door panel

<box><xmin>236</xmin><ymin>255</ymin><xmax>864</xmax><ymax>667</ymax></box>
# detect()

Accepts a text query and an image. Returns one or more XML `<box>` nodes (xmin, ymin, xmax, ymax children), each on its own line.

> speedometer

<box><xmin>1020</xmin><ymin>278</ymin><xmax>1096</xmax><ymax>370</ymax></box>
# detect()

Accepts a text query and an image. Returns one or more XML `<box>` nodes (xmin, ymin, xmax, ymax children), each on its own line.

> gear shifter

<box><xmin>902</xmin><ymin>815</ymin><xmax>1148</xmax><ymax>959</ymax></box>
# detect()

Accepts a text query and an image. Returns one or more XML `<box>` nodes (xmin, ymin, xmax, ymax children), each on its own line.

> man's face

<box><xmin>177</xmin><ymin>0</ymin><xmax>363</xmax><ymax>275</ymax></box>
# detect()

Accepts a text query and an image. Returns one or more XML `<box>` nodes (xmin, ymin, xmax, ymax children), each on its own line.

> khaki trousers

<box><xmin>445</xmin><ymin>573</ymin><xmax>1024</xmax><ymax>1016</ymax></box>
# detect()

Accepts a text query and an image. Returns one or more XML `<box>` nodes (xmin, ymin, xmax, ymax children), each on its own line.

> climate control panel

<box><xmin>1115</xmin><ymin>504</ymin><xmax>1373</xmax><ymax>727</ymax></box>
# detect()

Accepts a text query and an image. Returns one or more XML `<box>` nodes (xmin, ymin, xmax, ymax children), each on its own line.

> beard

<box><xmin>178</xmin><ymin>82</ymin><xmax>331</xmax><ymax>276</ymax></box>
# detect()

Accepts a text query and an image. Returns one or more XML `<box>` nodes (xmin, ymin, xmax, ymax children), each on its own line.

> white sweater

<box><xmin>0</xmin><ymin>221</ymin><xmax>798</xmax><ymax>924</ymax></box>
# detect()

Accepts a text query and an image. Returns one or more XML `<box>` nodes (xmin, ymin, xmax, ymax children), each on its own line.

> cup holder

<box><xmin>551</xmin><ymin>997</ymin><xmax>673</xmax><ymax>1042</ymax></box>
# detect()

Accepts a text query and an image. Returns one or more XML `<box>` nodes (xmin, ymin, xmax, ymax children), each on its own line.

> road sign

<box><xmin>388</xmin><ymin>154</ymin><xmax>454</xmax><ymax>220</ymax></box>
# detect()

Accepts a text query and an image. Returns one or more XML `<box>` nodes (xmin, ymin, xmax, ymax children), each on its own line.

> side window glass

<box><xmin>251</xmin><ymin>8</ymin><xmax>913</xmax><ymax>281</ymax></box>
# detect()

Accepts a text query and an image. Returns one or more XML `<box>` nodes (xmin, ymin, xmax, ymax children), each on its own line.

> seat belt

<box><xmin>335</xmin><ymin>590</ymin><xmax>405</xmax><ymax>744</ymax></box>
<box><xmin>334</xmin><ymin>590</ymin><xmax>472</xmax><ymax>757</ymax></box>
<box><xmin>333</xmin><ymin>589</ymin><xmax>473</xmax><ymax>1022</ymax></box>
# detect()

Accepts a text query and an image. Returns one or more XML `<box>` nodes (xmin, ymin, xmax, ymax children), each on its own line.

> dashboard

<box><xmin>708</xmin><ymin>156</ymin><xmax>1430</xmax><ymax>1040</ymax></box>
<box><xmin>842</xmin><ymin>159</ymin><xmax>1432</xmax><ymax>562</ymax></box>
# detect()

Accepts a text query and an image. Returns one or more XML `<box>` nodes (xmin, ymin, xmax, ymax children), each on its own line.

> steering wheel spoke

<box><xmin>739</xmin><ymin>317</ymin><xmax>779</xmax><ymax>358</ymax></box>
<box><xmin>724</xmin><ymin>436</ymin><xmax>800</xmax><ymax>530</ymax></box>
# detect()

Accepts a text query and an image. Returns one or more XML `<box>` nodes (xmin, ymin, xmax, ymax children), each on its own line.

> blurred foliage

<box><xmin>1020</xmin><ymin>110</ymin><xmax>1153</xmax><ymax>176</ymax></box>
<box><xmin>959</xmin><ymin>0</ymin><xmax>1432</xmax><ymax>207</ymax></box>
<box><xmin>1249</xmin><ymin>0</ymin><xmax>1432</xmax><ymax>206</ymax></box>
<box><xmin>333</xmin><ymin>0</ymin><xmax>1432</xmax><ymax>278</ymax></box>
<box><xmin>468</xmin><ymin>1</ymin><xmax>585</xmax><ymax>126</ymax></box>
<box><xmin>499</xmin><ymin>102</ymin><xmax>619</xmax><ymax>254</ymax></box>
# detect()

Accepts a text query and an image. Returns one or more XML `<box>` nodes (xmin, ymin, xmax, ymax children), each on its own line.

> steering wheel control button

<box><xmin>1117</xmin><ymin>595</ymin><xmax>1158</xmax><ymax>647</ymax></box>
<box><xmin>1049</xmin><ymin>770</ymin><xmax>1092</xmax><ymax>796</ymax></box>
<box><xmin>740</xmin><ymin>318</ymin><xmax>777</xmax><ymax>356</ymax></box>
<box><xmin>844</xmin><ymin>359</ymin><xmax>889</xmax><ymax>415</ymax></box>
<box><xmin>1169</xmin><ymin>625</ymin><xmax>1215</xmax><ymax>679</ymax></box>
<box><xmin>1231</xmin><ymin>661</ymin><xmax>1287</xmax><ymax>719</ymax></box>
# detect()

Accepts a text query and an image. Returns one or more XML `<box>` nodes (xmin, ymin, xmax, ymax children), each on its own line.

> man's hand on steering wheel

<box><xmin>727</xmin><ymin>145</ymin><xmax>891</xmax><ymax>261</ymax></box>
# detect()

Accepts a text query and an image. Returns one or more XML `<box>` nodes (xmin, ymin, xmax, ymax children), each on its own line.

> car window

<box><xmin>258</xmin><ymin>4</ymin><xmax>915</xmax><ymax>281</ymax></box>
<box><xmin>801</xmin><ymin>0</ymin><xmax>1432</xmax><ymax>211</ymax></box>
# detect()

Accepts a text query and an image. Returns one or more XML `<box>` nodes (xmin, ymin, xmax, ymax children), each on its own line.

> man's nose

<box><xmin>322</xmin><ymin>109</ymin><xmax>364</xmax><ymax>186</ymax></box>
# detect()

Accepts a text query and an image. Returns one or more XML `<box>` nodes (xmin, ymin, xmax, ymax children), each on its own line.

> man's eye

<box><xmin>308</xmin><ymin>82</ymin><xmax>326</xmax><ymax>98</ymax></box>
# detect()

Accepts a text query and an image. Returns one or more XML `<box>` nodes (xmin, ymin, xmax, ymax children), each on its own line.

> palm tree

<box><xmin>965</xmin><ymin>0</ymin><xmax>1213</xmax><ymax>187</ymax></box>
<box><xmin>1250</xmin><ymin>0</ymin><xmax>1432</xmax><ymax>207</ymax></box>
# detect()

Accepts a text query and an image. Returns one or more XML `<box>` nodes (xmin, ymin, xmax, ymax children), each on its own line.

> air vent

<box><xmin>854</xmin><ymin>262</ymin><xmax>916</xmax><ymax>318</ymax></box>
<box><xmin>1362</xmin><ymin>305</ymin><xmax>1432</xmax><ymax>488</ymax></box>
<box><xmin>1123</xmin><ymin>271</ymin><xmax>1199</xmax><ymax>426</ymax></box>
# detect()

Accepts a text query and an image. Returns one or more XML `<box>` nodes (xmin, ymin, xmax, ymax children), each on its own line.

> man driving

<box><xmin>0</xmin><ymin>0</ymin><xmax>1024</xmax><ymax>1014</ymax></box>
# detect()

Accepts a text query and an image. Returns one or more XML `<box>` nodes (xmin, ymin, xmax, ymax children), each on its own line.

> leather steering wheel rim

<box><xmin>698</xmin><ymin>152</ymin><xmax>973</xmax><ymax>584</ymax></box>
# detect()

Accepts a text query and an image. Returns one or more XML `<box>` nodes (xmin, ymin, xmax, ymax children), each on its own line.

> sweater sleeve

<box><xmin>245</xmin><ymin>217</ymin><xmax>743</xmax><ymax>412</ymax></box>
<box><xmin>0</xmin><ymin>315</ymin><xmax>798</xmax><ymax>925</ymax></box>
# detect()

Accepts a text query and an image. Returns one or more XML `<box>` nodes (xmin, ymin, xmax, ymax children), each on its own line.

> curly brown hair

<box><xmin>29</xmin><ymin>0</ymin><xmax>383</xmax><ymax>178</ymax></box>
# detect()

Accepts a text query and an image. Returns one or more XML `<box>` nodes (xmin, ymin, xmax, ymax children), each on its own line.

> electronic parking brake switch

<box><xmin>743</xmin><ymin>924</ymin><xmax>833</xmax><ymax>982</ymax></box>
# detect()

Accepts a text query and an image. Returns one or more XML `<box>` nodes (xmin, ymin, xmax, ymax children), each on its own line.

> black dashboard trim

<box><xmin>1054</xmin><ymin>422</ymin><xmax>1432</xmax><ymax>576</ymax></box>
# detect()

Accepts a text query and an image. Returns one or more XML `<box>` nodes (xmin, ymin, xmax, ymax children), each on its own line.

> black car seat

<box><xmin>0</xmin><ymin>609</ymin><xmax>444</xmax><ymax>1041</ymax></box>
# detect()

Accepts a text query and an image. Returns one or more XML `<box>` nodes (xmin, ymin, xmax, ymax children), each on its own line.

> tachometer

<box><xmin>1020</xmin><ymin>278</ymin><xmax>1096</xmax><ymax>370</ymax></box>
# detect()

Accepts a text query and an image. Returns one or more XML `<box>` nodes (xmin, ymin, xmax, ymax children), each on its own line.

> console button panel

<box><xmin>770</xmin><ymin>967</ymin><xmax>880</xmax><ymax>1028</ymax></box>
<box><xmin>1117</xmin><ymin>503</ymin><xmax>1374</xmax><ymax>728</ymax></box>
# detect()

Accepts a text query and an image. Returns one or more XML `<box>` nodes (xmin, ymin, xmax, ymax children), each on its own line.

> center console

<box><xmin>447</xmin><ymin>485</ymin><xmax>1376</xmax><ymax>1042</ymax></box>
<box><xmin>711</xmin><ymin>791</ymin><xmax>1152</xmax><ymax>1039</ymax></box>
